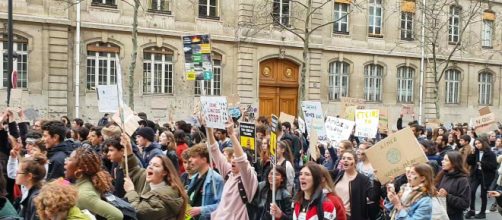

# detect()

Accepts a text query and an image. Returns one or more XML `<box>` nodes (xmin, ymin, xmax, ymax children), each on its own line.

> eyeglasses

<box><xmin>16</xmin><ymin>172</ymin><xmax>26</xmax><ymax>175</ymax></box>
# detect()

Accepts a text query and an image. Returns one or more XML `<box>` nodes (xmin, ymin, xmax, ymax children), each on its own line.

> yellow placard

<box><xmin>270</xmin><ymin>132</ymin><xmax>277</xmax><ymax>156</ymax></box>
<box><xmin>200</xmin><ymin>44</ymin><xmax>211</xmax><ymax>53</ymax></box>
<box><xmin>240</xmin><ymin>136</ymin><xmax>255</xmax><ymax>151</ymax></box>
<box><xmin>186</xmin><ymin>71</ymin><xmax>196</xmax><ymax>81</ymax></box>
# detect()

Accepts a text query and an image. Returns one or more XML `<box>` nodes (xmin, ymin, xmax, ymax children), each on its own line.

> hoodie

<box><xmin>47</xmin><ymin>140</ymin><xmax>75</xmax><ymax>180</ymax></box>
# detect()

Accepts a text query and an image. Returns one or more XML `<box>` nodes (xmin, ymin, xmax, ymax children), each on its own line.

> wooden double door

<box><xmin>259</xmin><ymin>58</ymin><xmax>299</xmax><ymax>117</ymax></box>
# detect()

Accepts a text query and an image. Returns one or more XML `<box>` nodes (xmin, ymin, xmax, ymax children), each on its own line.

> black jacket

<box><xmin>436</xmin><ymin>171</ymin><xmax>470</xmax><ymax>220</ymax></box>
<box><xmin>250</xmin><ymin>182</ymin><xmax>292</xmax><ymax>220</ymax></box>
<box><xmin>47</xmin><ymin>140</ymin><xmax>75</xmax><ymax>180</ymax></box>
<box><xmin>467</xmin><ymin>148</ymin><xmax>498</xmax><ymax>187</ymax></box>
<box><xmin>141</xmin><ymin>142</ymin><xmax>163</xmax><ymax>167</ymax></box>
<box><xmin>19</xmin><ymin>186</ymin><xmax>41</xmax><ymax>220</ymax></box>
<box><xmin>331</xmin><ymin>170</ymin><xmax>379</xmax><ymax>220</ymax></box>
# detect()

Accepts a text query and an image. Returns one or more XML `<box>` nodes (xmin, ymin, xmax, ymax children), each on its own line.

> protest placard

<box><xmin>355</xmin><ymin>109</ymin><xmax>380</xmax><ymax>138</ymax></box>
<box><xmin>343</xmin><ymin>105</ymin><xmax>358</xmax><ymax>121</ymax></box>
<box><xmin>479</xmin><ymin>106</ymin><xmax>491</xmax><ymax>116</ymax></box>
<box><xmin>400</xmin><ymin>104</ymin><xmax>415</xmax><ymax>115</ymax></box>
<box><xmin>200</xmin><ymin>96</ymin><xmax>228</xmax><ymax>129</ymax></box>
<box><xmin>470</xmin><ymin>113</ymin><xmax>496</xmax><ymax>133</ymax></box>
<box><xmin>10</xmin><ymin>88</ymin><xmax>23</xmax><ymax>108</ymax></box>
<box><xmin>279</xmin><ymin>112</ymin><xmax>295</xmax><ymax>125</ymax></box>
<box><xmin>340</xmin><ymin>97</ymin><xmax>365</xmax><ymax>119</ymax></box>
<box><xmin>270</xmin><ymin>131</ymin><xmax>277</xmax><ymax>157</ymax></box>
<box><xmin>96</xmin><ymin>85</ymin><xmax>119</xmax><ymax>113</ymax></box>
<box><xmin>271</xmin><ymin>114</ymin><xmax>279</xmax><ymax>132</ymax></box>
<box><xmin>379</xmin><ymin>108</ymin><xmax>389</xmax><ymax>131</ymax></box>
<box><xmin>298</xmin><ymin>117</ymin><xmax>306</xmax><ymax>134</ymax></box>
<box><xmin>301</xmin><ymin>101</ymin><xmax>327</xmax><ymax>142</ymax></box>
<box><xmin>182</xmin><ymin>35</ymin><xmax>213</xmax><ymax>81</ymax></box>
<box><xmin>365</xmin><ymin>128</ymin><xmax>428</xmax><ymax>183</ymax></box>
<box><xmin>325</xmin><ymin>116</ymin><xmax>355</xmax><ymax>143</ymax></box>
<box><xmin>341</xmin><ymin>97</ymin><xmax>365</xmax><ymax>107</ymax></box>
<box><xmin>242</xmin><ymin>104</ymin><xmax>258</xmax><ymax>122</ymax></box>
<box><xmin>426</xmin><ymin>119</ymin><xmax>442</xmax><ymax>129</ymax></box>
<box><xmin>240</xmin><ymin>123</ymin><xmax>256</xmax><ymax>151</ymax></box>
<box><xmin>112</xmin><ymin>106</ymin><xmax>141</xmax><ymax>136</ymax></box>
<box><xmin>309</xmin><ymin>120</ymin><xmax>321</xmax><ymax>161</ymax></box>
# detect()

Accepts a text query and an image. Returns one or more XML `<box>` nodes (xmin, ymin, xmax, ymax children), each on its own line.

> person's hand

<box><xmin>16</xmin><ymin>108</ymin><xmax>25</xmax><ymax>120</ymax></box>
<box><xmin>488</xmin><ymin>191</ymin><xmax>501</xmax><ymax>198</ymax></box>
<box><xmin>387</xmin><ymin>190</ymin><xmax>401</xmax><ymax>209</ymax></box>
<box><xmin>123</xmin><ymin>177</ymin><xmax>135</xmax><ymax>192</ymax></box>
<box><xmin>188</xmin><ymin>207</ymin><xmax>202</xmax><ymax>217</ymax></box>
<box><xmin>438</xmin><ymin>188</ymin><xmax>448</xmax><ymax>197</ymax></box>
<box><xmin>198</xmin><ymin>113</ymin><xmax>206</xmax><ymax>127</ymax></box>
<box><xmin>225</xmin><ymin>117</ymin><xmax>235</xmax><ymax>136</ymax></box>
<box><xmin>270</xmin><ymin>203</ymin><xmax>284</xmax><ymax>218</ymax></box>
<box><xmin>6</xmin><ymin>109</ymin><xmax>13</xmax><ymax>122</ymax></box>
<box><xmin>120</xmin><ymin>133</ymin><xmax>133</xmax><ymax>156</ymax></box>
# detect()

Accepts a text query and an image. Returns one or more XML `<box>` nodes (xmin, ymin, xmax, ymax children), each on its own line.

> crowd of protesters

<box><xmin>0</xmin><ymin>107</ymin><xmax>501</xmax><ymax>220</ymax></box>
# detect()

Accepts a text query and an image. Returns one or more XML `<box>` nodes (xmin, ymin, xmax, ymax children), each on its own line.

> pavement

<box><xmin>469</xmin><ymin>188</ymin><xmax>500</xmax><ymax>220</ymax></box>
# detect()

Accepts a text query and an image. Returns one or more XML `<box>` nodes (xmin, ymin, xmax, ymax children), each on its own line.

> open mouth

<box><xmin>300</xmin><ymin>180</ymin><xmax>307</xmax><ymax>188</ymax></box>
<box><xmin>146</xmin><ymin>171</ymin><xmax>154</xmax><ymax>177</ymax></box>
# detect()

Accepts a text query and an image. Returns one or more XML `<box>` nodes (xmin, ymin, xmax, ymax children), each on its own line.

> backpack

<box><xmin>95</xmin><ymin>193</ymin><xmax>138</xmax><ymax>220</ymax></box>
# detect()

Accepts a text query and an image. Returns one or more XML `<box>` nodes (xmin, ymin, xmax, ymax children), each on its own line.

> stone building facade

<box><xmin>0</xmin><ymin>0</ymin><xmax>501</xmax><ymax>128</ymax></box>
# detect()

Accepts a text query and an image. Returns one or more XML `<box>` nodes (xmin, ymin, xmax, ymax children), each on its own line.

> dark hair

<box><xmin>103</xmin><ymin>138</ymin><xmax>124</xmax><ymax>151</ymax></box>
<box><xmin>256</xmin><ymin>125</ymin><xmax>267</xmax><ymax>135</ymax></box>
<box><xmin>257</xmin><ymin>116</ymin><xmax>268</xmax><ymax>125</ymax></box>
<box><xmin>434</xmin><ymin>151</ymin><xmax>468</xmax><ymax>185</ymax></box>
<box><xmin>90</xmin><ymin>127</ymin><xmax>103</xmax><ymax>137</ymax></box>
<box><xmin>474</xmin><ymin>138</ymin><xmax>490</xmax><ymax>151</ymax></box>
<box><xmin>138</xmin><ymin>112</ymin><xmax>147</xmax><ymax>120</ymax></box>
<box><xmin>174</xmin><ymin>129</ymin><xmax>186</xmax><ymax>144</ymax></box>
<box><xmin>73</xmin><ymin>118</ymin><xmax>84</xmax><ymax>127</ymax></box>
<box><xmin>295</xmin><ymin>162</ymin><xmax>324</xmax><ymax>203</ymax></box>
<box><xmin>419</xmin><ymin>139</ymin><xmax>437</xmax><ymax>156</ymax></box>
<box><xmin>189</xmin><ymin>144</ymin><xmax>210</xmax><ymax>164</ymax></box>
<box><xmin>26</xmin><ymin>132</ymin><xmax>42</xmax><ymax>140</ymax></box>
<box><xmin>293</xmin><ymin>120</ymin><xmax>299</xmax><ymax>130</ymax></box>
<box><xmin>84</xmin><ymin>123</ymin><xmax>94</xmax><ymax>130</ymax></box>
<box><xmin>154</xmin><ymin>155</ymin><xmax>188</xmax><ymax>220</ymax></box>
<box><xmin>191</xmin><ymin>131</ymin><xmax>206</xmax><ymax>144</ymax></box>
<box><xmin>20</xmin><ymin>153</ymin><xmax>48</xmax><ymax>187</ymax></box>
<box><xmin>460</xmin><ymin>134</ymin><xmax>471</xmax><ymax>143</ymax></box>
<box><xmin>61</xmin><ymin>116</ymin><xmax>71</xmax><ymax>127</ymax></box>
<box><xmin>281</xmin><ymin>122</ymin><xmax>291</xmax><ymax>131</ymax></box>
<box><xmin>77</xmin><ymin>127</ymin><xmax>89</xmax><ymax>141</ymax></box>
<box><xmin>41</xmin><ymin>121</ymin><xmax>66</xmax><ymax>142</ymax></box>
<box><xmin>265</xmin><ymin>166</ymin><xmax>288</xmax><ymax>189</ymax></box>
<box><xmin>411</xmin><ymin>124</ymin><xmax>424</xmax><ymax>134</ymax></box>
<box><xmin>215</xmin><ymin>129</ymin><xmax>227</xmax><ymax>135</ymax></box>
<box><xmin>72</xmin><ymin>147</ymin><xmax>114</xmax><ymax>195</ymax></box>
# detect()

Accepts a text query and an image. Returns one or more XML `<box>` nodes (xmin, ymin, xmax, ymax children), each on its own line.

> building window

<box><xmin>334</xmin><ymin>3</ymin><xmax>349</xmax><ymax>34</ymax></box>
<box><xmin>272</xmin><ymin>0</ymin><xmax>290</xmax><ymax>26</ymax></box>
<box><xmin>479</xmin><ymin>72</ymin><xmax>493</xmax><ymax>105</ymax></box>
<box><xmin>448</xmin><ymin>6</ymin><xmax>461</xmax><ymax>43</ymax></box>
<box><xmin>445</xmin><ymin>69</ymin><xmax>461</xmax><ymax>104</ymax></box>
<box><xmin>91</xmin><ymin>0</ymin><xmax>116</xmax><ymax>7</ymax></box>
<box><xmin>199</xmin><ymin>0</ymin><xmax>219</xmax><ymax>19</ymax></box>
<box><xmin>195</xmin><ymin>54</ymin><xmax>221</xmax><ymax>96</ymax></box>
<box><xmin>143</xmin><ymin>47</ymin><xmax>174</xmax><ymax>94</ymax></box>
<box><xmin>86</xmin><ymin>42</ymin><xmax>119</xmax><ymax>90</ymax></box>
<box><xmin>400</xmin><ymin>12</ymin><xmax>414</xmax><ymax>40</ymax></box>
<box><xmin>397</xmin><ymin>67</ymin><xmax>414</xmax><ymax>103</ymax></box>
<box><xmin>328</xmin><ymin>61</ymin><xmax>350</xmax><ymax>101</ymax></box>
<box><xmin>1</xmin><ymin>35</ymin><xmax>28</xmax><ymax>89</ymax></box>
<box><xmin>482</xmin><ymin>20</ymin><xmax>493</xmax><ymax>48</ymax></box>
<box><xmin>368</xmin><ymin>0</ymin><xmax>383</xmax><ymax>36</ymax></box>
<box><xmin>364</xmin><ymin>64</ymin><xmax>383</xmax><ymax>102</ymax></box>
<box><xmin>148</xmin><ymin>0</ymin><xmax>170</xmax><ymax>14</ymax></box>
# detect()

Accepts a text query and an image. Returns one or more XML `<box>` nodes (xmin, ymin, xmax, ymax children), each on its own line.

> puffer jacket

<box><xmin>250</xmin><ymin>182</ymin><xmax>292</xmax><ymax>220</ymax></box>
<box><xmin>125</xmin><ymin>184</ymin><xmax>184</xmax><ymax>220</ymax></box>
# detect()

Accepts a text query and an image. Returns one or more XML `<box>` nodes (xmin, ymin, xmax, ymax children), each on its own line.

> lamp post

<box><xmin>6</xmin><ymin>0</ymin><xmax>13</xmax><ymax>107</ymax></box>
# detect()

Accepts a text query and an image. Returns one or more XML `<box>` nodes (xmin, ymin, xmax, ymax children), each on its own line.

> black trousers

<box><xmin>470</xmin><ymin>172</ymin><xmax>488</xmax><ymax>213</ymax></box>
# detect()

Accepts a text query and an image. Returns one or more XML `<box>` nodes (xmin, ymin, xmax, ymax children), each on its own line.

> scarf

<box><xmin>390</xmin><ymin>183</ymin><xmax>426</xmax><ymax>220</ymax></box>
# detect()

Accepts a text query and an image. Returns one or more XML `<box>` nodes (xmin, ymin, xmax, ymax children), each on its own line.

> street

<box><xmin>472</xmin><ymin>188</ymin><xmax>500</xmax><ymax>220</ymax></box>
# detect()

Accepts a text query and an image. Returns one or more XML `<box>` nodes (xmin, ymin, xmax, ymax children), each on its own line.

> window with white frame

<box><xmin>482</xmin><ymin>20</ymin><xmax>493</xmax><ymax>48</ymax></box>
<box><xmin>272</xmin><ymin>0</ymin><xmax>290</xmax><ymax>26</ymax></box>
<box><xmin>328</xmin><ymin>61</ymin><xmax>349</xmax><ymax>101</ymax></box>
<box><xmin>479</xmin><ymin>72</ymin><xmax>493</xmax><ymax>105</ymax></box>
<box><xmin>448</xmin><ymin>6</ymin><xmax>461</xmax><ymax>43</ymax></box>
<box><xmin>86</xmin><ymin>42</ymin><xmax>119</xmax><ymax>90</ymax></box>
<box><xmin>334</xmin><ymin>3</ymin><xmax>349</xmax><ymax>34</ymax></box>
<box><xmin>368</xmin><ymin>0</ymin><xmax>383</xmax><ymax>36</ymax></box>
<box><xmin>91</xmin><ymin>0</ymin><xmax>116</xmax><ymax>6</ymax></box>
<box><xmin>397</xmin><ymin>66</ymin><xmax>414</xmax><ymax>103</ymax></box>
<box><xmin>1</xmin><ymin>35</ymin><xmax>28</xmax><ymax>89</ymax></box>
<box><xmin>149</xmin><ymin>0</ymin><xmax>170</xmax><ymax>13</ymax></box>
<box><xmin>364</xmin><ymin>64</ymin><xmax>383</xmax><ymax>102</ymax></box>
<box><xmin>199</xmin><ymin>0</ymin><xmax>219</xmax><ymax>19</ymax></box>
<box><xmin>143</xmin><ymin>47</ymin><xmax>174</xmax><ymax>94</ymax></box>
<box><xmin>445</xmin><ymin>69</ymin><xmax>461</xmax><ymax>104</ymax></box>
<box><xmin>195</xmin><ymin>55</ymin><xmax>221</xmax><ymax>96</ymax></box>
<box><xmin>400</xmin><ymin>12</ymin><xmax>414</xmax><ymax>40</ymax></box>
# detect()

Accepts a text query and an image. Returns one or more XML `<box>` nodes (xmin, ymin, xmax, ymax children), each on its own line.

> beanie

<box><xmin>136</xmin><ymin>127</ymin><xmax>155</xmax><ymax>142</ymax></box>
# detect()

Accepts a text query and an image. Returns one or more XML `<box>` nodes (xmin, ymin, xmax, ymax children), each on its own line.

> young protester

<box><xmin>214</xmin><ymin>129</ymin><xmax>232</xmax><ymax>151</ymax></box>
<box><xmin>249</xmin><ymin>166</ymin><xmax>292</xmax><ymax>220</ymax></box>
<box><xmin>174</xmin><ymin>129</ymin><xmax>189</xmax><ymax>173</ymax></box>
<box><xmin>256</xmin><ymin>138</ymin><xmax>272</xmax><ymax>182</ymax></box>
<box><xmin>458</xmin><ymin>135</ymin><xmax>474</xmax><ymax>166</ymax></box>
<box><xmin>60</xmin><ymin>116</ymin><xmax>71</xmax><ymax>128</ymax></box>
<box><xmin>180</xmin><ymin>148</ymin><xmax>195</xmax><ymax>189</ymax></box>
<box><xmin>135</xmin><ymin>127</ymin><xmax>163</xmax><ymax>167</ymax></box>
<box><xmin>159</xmin><ymin>130</ymin><xmax>179</xmax><ymax>172</ymax></box>
<box><xmin>321</xmin><ymin>143</ymin><xmax>337</xmax><ymax>171</ymax></box>
<box><xmin>186</xmin><ymin>144</ymin><xmax>224</xmax><ymax>220</ymax></box>
<box><xmin>64</xmin><ymin>147</ymin><xmax>123</xmax><ymax>220</ymax></box>
<box><xmin>277</xmin><ymin>140</ymin><xmax>295</xmax><ymax>193</ymax></box>
<box><xmin>384</xmin><ymin>163</ymin><xmax>434</xmax><ymax>219</ymax></box>
<box><xmin>418</xmin><ymin>139</ymin><xmax>441</xmax><ymax>173</ymax></box>
<box><xmin>333</xmin><ymin>140</ymin><xmax>354</xmax><ymax>170</ymax></box>
<box><xmin>320</xmin><ymin>166</ymin><xmax>347</xmax><ymax>220</ymax></box>
<box><xmin>15</xmin><ymin>153</ymin><xmax>47</xmax><ymax>220</ymax></box>
<box><xmin>435</xmin><ymin>151</ymin><xmax>471</xmax><ymax>220</ymax></box>
<box><xmin>356</xmin><ymin>142</ymin><xmax>377</xmax><ymax>181</ymax></box>
<box><xmin>436</xmin><ymin>134</ymin><xmax>452</xmax><ymax>161</ymax></box>
<box><xmin>42</xmin><ymin>120</ymin><xmax>75</xmax><ymax>180</ymax></box>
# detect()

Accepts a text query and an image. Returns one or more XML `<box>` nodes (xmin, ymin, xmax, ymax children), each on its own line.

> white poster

<box><xmin>355</xmin><ymin>109</ymin><xmax>380</xmax><ymax>138</ymax></box>
<box><xmin>200</xmin><ymin>96</ymin><xmax>228</xmax><ymax>129</ymax></box>
<box><xmin>298</xmin><ymin>117</ymin><xmax>306</xmax><ymax>134</ymax></box>
<box><xmin>325</xmin><ymin>116</ymin><xmax>355</xmax><ymax>143</ymax></box>
<box><xmin>301</xmin><ymin>101</ymin><xmax>327</xmax><ymax>142</ymax></box>
<box><xmin>96</xmin><ymin>85</ymin><xmax>119</xmax><ymax>113</ymax></box>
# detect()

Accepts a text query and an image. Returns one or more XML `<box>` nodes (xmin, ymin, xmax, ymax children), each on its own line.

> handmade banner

<box><xmin>355</xmin><ymin>109</ymin><xmax>380</xmax><ymax>138</ymax></box>
<box><xmin>479</xmin><ymin>106</ymin><xmax>491</xmax><ymax>116</ymax></box>
<box><xmin>325</xmin><ymin>116</ymin><xmax>355</xmax><ymax>144</ymax></box>
<box><xmin>182</xmin><ymin>35</ymin><xmax>213</xmax><ymax>81</ymax></box>
<box><xmin>309</xmin><ymin>119</ymin><xmax>321</xmax><ymax>161</ymax></box>
<box><xmin>112</xmin><ymin>106</ymin><xmax>141</xmax><ymax>137</ymax></box>
<box><xmin>340</xmin><ymin>97</ymin><xmax>365</xmax><ymax>119</ymax></box>
<box><xmin>400</xmin><ymin>104</ymin><xmax>415</xmax><ymax>115</ymax></box>
<box><xmin>279</xmin><ymin>112</ymin><xmax>295</xmax><ymax>125</ymax></box>
<box><xmin>10</xmin><ymin>88</ymin><xmax>22</xmax><ymax>108</ymax></box>
<box><xmin>378</xmin><ymin>108</ymin><xmax>389</xmax><ymax>131</ymax></box>
<box><xmin>470</xmin><ymin>113</ymin><xmax>496</xmax><ymax>133</ymax></box>
<box><xmin>301</xmin><ymin>101</ymin><xmax>327</xmax><ymax>141</ymax></box>
<box><xmin>365</xmin><ymin>127</ymin><xmax>428</xmax><ymax>183</ymax></box>
<box><xmin>298</xmin><ymin>117</ymin><xmax>306</xmax><ymax>134</ymax></box>
<box><xmin>240</xmin><ymin>123</ymin><xmax>256</xmax><ymax>151</ymax></box>
<box><xmin>200</xmin><ymin>96</ymin><xmax>228</xmax><ymax>129</ymax></box>
<box><xmin>96</xmin><ymin>85</ymin><xmax>119</xmax><ymax>113</ymax></box>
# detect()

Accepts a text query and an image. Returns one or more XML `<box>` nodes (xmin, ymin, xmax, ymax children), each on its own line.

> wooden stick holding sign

<box><xmin>270</xmin><ymin>114</ymin><xmax>279</xmax><ymax>204</ymax></box>
<box><xmin>115</xmin><ymin>54</ymin><xmax>129</xmax><ymax>177</ymax></box>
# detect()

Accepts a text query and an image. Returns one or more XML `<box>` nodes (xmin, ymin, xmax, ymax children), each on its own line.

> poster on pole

<box><xmin>365</xmin><ymin>128</ymin><xmax>428</xmax><ymax>183</ymax></box>
<box><xmin>355</xmin><ymin>109</ymin><xmax>380</xmax><ymax>138</ymax></box>
<box><xmin>298</xmin><ymin>117</ymin><xmax>306</xmax><ymax>134</ymax></box>
<box><xmin>200</xmin><ymin>96</ymin><xmax>228</xmax><ymax>129</ymax></box>
<box><xmin>400</xmin><ymin>104</ymin><xmax>415</xmax><ymax>115</ymax></box>
<box><xmin>340</xmin><ymin>97</ymin><xmax>365</xmax><ymax>118</ymax></box>
<box><xmin>309</xmin><ymin>120</ymin><xmax>321</xmax><ymax>161</ymax></box>
<box><xmin>10</xmin><ymin>88</ymin><xmax>22</xmax><ymax>108</ymax></box>
<box><xmin>378</xmin><ymin>107</ymin><xmax>389</xmax><ymax>131</ymax></box>
<box><xmin>325</xmin><ymin>116</ymin><xmax>355</xmax><ymax>143</ymax></box>
<box><xmin>270</xmin><ymin>131</ymin><xmax>277</xmax><ymax>157</ymax></box>
<box><xmin>112</xmin><ymin>106</ymin><xmax>141</xmax><ymax>137</ymax></box>
<box><xmin>96</xmin><ymin>85</ymin><xmax>119</xmax><ymax>113</ymax></box>
<box><xmin>182</xmin><ymin>35</ymin><xmax>213</xmax><ymax>81</ymax></box>
<box><xmin>240</xmin><ymin>123</ymin><xmax>256</xmax><ymax>158</ymax></box>
<box><xmin>271</xmin><ymin>114</ymin><xmax>279</xmax><ymax>132</ymax></box>
<box><xmin>301</xmin><ymin>101</ymin><xmax>327</xmax><ymax>142</ymax></box>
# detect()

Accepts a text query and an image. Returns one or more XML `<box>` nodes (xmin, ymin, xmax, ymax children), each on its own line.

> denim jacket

<box><xmin>384</xmin><ymin>196</ymin><xmax>432</xmax><ymax>220</ymax></box>
<box><xmin>187</xmin><ymin>169</ymin><xmax>224</xmax><ymax>220</ymax></box>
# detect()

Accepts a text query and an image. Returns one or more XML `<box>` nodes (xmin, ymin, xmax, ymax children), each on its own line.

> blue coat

<box><xmin>385</xmin><ymin>196</ymin><xmax>432</xmax><ymax>220</ymax></box>
<box><xmin>187</xmin><ymin>169</ymin><xmax>224</xmax><ymax>220</ymax></box>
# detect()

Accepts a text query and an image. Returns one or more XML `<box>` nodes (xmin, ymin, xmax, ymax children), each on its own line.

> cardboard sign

<box><xmin>341</xmin><ymin>97</ymin><xmax>365</xmax><ymax>107</ymax></box>
<box><xmin>182</xmin><ymin>35</ymin><xmax>213</xmax><ymax>81</ymax></box>
<box><xmin>400</xmin><ymin>104</ymin><xmax>415</xmax><ymax>115</ymax></box>
<box><xmin>479</xmin><ymin>106</ymin><xmax>491</xmax><ymax>116</ymax></box>
<box><xmin>365</xmin><ymin>128</ymin><xmax>428</xmax><ymax>183</ymax></box>
<box><xmin>112</xmin><ymin>106</ymin><xmax>141</xmax><ymax>136</ymax></box>
<box><xmin>470</xmin><ymin>113</ymin><xmax>496</xmax><ymax>133</ymax></box>
<box><xmin>200</xmin><ymin>96</ymin><xmax>228</xmax><ymax>129</ymax></box>
<box><xmin>227</xmin><ymin>94</ymin><xmax>240</xmax><ymax>107</ymax></box>
<box><xmin>340</xmin><ymin>97</ymin><xmax>365</xmax><ymax>118</ymax></box>
<box><xmin>309</xmin><ymin>120</ymin><xmax>321</xmax><ymax>161</ymax></box>
<box><xmin>279</xmin><ymin>112</ymin><xmax>295</xmax><ymax>125</ymax></box>
<box><xmin>10</xmin><ymin>88</ymin><xmax>22</xmax><ymax>108</ymax></box>
<box><xmin>325</xmin><ymin>116</ymin><xmax>355</xmax><ymax>144</ymax></box>
<box><xmin>343</xmin><ymin>105</ymin><xmax>358</xmax><ymax>121</ymax></box>
<box><xmin>301</xmin><ymin>101</ymin><xmax>327</xmax><ymax>142</ymax></box>
<box><xmin>193</xmin><ymin>97</ymin><xmax>201</xmax><ymax>115</ymax></box>
<box><xmin>24</xmin><ymin>108</ymin><xmax>40</xmax><ymax>122</ymax></box>
<box><xmin>355</xmin><ymin>109</ymin><xmax>380</xmax><ymax>138</ymax></box>
<box><xmin>96</xmin><ymin>85</ymin><xmax>119</xmax><ymax>113</ymax></box>
<box><xmin>379</xmin><ymin>108</ymin><xmax>389</xmax><ymax>131</ymax></box>
<box><xmin>271</xmin><ymin>114</ymin><xmax>279</xmax><ymax>132</ymax></box>
<box><xmin>270</xmin><ymin>131</ymin><xmax>277</xmax><ymax>156</ymax></box>
<box><xmin>298</xmin><ymin>117</ymin><xmax>306</xmax><ymax>134</ymax></box>
<box><xmin>240</xmin><ymin>123</ymin><xmax>256</xmax><ymax>150</ymax></box>
<box><xmin>241</xmin><ymin>104</ymin><xmax>258</xmax><ymax>122</ymax></box>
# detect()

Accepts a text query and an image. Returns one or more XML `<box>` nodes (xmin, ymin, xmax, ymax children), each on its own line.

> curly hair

<box><xmin>20</xmin><ymin>153</ymin><xmax>48</xmax><ymax>187</ymax></box>
<box><xmin>73</xmin><ymin>147</ymin><xmax>113</xmax><ymax>195</ymax></box>
<box><xmin>34</xmin><ymin>180</ymin><xmax>78</xmax><ymax>220</ymax></box>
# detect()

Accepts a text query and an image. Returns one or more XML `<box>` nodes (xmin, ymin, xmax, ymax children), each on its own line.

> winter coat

<box><xmin>176</xmin><ymin>143</ymin><xmax>188</xmax><ymax>173</ymax></box>
<box><xmin>47</xmin><ymin>140</ymin><xmax>75</xmax><ymax>180</ymax></box>
<box><xmin>0</xmin><ymin>197</ymin><xmax>19</xmax><ymax>219</ymax></box>
<box><xmin>467</xmin><ymin>148</ymin><xmax>498</xmax><ymax>187</ymax></box>
<box><xmin>112</xmin><ymin>154</ymin><xmax>149</xmax><ymax>198</ymax></box>
<box><xmin>384</xmin><ymin>196</ymin><xmax>432</xmax><ymax>220</ymax></box>
<box><xmin>19</xmin><ymin>186</ymin><xmax>41</xmax><ymax>220</ymax></box>
<box><xmin>141</xmin><ymin>142</ymin><xmax>163</xmax><ymax>168</ymax></box>
<box><xmin>125</xmin><ymin>184</ymin><xmax>184</xmax><ymax>220</ymax></box>
<box><xmin>325</xmin><ymin>192</ymin><xmax>347</xmax><ymax>220</ymax></box>
<box><xmin>75</xmin><ymin>178</ymin><xmax>123</xmax><ymax>220</ymax></box>
<box><xmin>250</xmin><ymin>182</ymin><xmax>292</xmax><ymax>220</ymax></box>
<box><xmin>292</xmin><ymin>190</ymin><xmax>337</xmax><ymax>220</ymax></box>
<box><xmin>66</xmin><ymin>206</ymin><xmax>91</xmax><ymax>220</ymax></box>
<box><xmin>436</xmin><ymin>170</ymin><xmax>470</xmax><ymax>220</ymax></box>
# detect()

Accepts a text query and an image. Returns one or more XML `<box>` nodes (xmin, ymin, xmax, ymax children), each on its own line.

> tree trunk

<box><xmin>299</xmin><ymin>40</ymin><xmax>309</xmax><ymax>114</ymax></box>
<box><xmin>128</xmin><ymin>0</ymin><xmax>140</xmax><ymax>110</ymax></box>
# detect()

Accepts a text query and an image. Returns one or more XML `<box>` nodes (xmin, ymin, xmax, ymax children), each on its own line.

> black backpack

<box><xmin>95</xmin><ymin>193</ymin><xmax>138</xmax><ymax>220</ymax></box>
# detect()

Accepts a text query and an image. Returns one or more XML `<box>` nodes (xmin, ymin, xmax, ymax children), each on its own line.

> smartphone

<box><xmin>387</xmin><ymin>183</ymin><xmax>395</xmax><ymax>193</ymax></box>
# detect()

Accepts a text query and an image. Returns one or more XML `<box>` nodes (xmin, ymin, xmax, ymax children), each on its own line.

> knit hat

<box><xmin>136</xmin><ymin>127</ymin><xmax>155</xmax><ymax>142</ymax></box>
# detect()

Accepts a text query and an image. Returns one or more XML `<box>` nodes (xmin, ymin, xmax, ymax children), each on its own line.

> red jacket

<box><xmin>326</xmin><ymin>193</ymin><xmax>347</xmax><ymax>220</ymax></box>
<box><xmin>293</xmin><ymin>194</ymin><xmax>337</xmax><ymax>220</ymax></box>
<box><xmin>176</xmin><ymin>143</ymin><xmax>188</xmax><ymax>173</ymax></box>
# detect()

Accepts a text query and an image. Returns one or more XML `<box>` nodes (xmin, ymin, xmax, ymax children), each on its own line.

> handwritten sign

<box><xmin>309</xmin><ymin>119</ymin><xmax>321</xmax><ymax>161</ymax></box>
<box><xmin>379</xmin><ymin>107</ymin><xmax>389</xmax><ymax>131</ymax></box>
<box><xmin>279</xmin><ymin>112</ymin><xmax>295</xmax><ymax>125</ymax></box>
<box><xmin>365</xmin><ymin>128</ymin><xmax>428</xmax><ymax>183</ymax></box>
<box><xmin>479</xmin><ymin>106</ymin><xmax>491</xmax><ymax>116</ymax></box>
<box><xmin>400</xmin><ymin>104</ymin><xmax>415</xmax><ymax>115</ymax></box>
<box><xmin>112</xmin><ymin>106</ymin><xmax>141</xmax><ymax>136</ymax></box>
<box><xmin>96</xmin><ymin>85</ymin><xmax>119</xmax><ymax>113</ymax></box>
<box><xmin>298</xmin><ymin>117</ymin><xmax>306</xmax><ymax>134</ymax></box>
<box><xmin>470</xmin><ymin>113</ymin><xmax>496</xmax><ymax>133</ymax></box>
<box><xmin>355</xmin><ymin>109</ymin><xmax>380</xmax><ymax>138</ymax></box>
<box><xmin>325</xmin><ymin>116</ymin><xmax>355</xmax><ymax>143</ymax></box>
<box><xmin>271</xmin><ymin>114</ymin><xmax>279</xmax><ymax>132</ymax></box>
<box><xmin>340</xmin><ymin>97</ymin><xmax>365</xmax><ymax>119</ymax></box>
<box><xmin>301</xmin><ymin>101</ymin><xmax>327</xmax><ymax>142</ymax></box>
<box><xmin>200</xmin><ymin>96</ymin><xmax>228</xmax><ymax>129</ymax></box>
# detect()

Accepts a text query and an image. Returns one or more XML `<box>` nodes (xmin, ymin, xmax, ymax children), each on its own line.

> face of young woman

<box><xmin>341</xmin><ymin>152</ymin><xmax>356</xmax><ymax>171</ymax></box>
<box><xmin>146</xmin><ymin>157</ymin><xmax>167</xmax><ymax>184</ymax></box>
<box><xmin>406</xmin><ymin>167</ymin><xmax>425</xmax><ymax>187</ymax></box>
<box><xmin>159</xmin><ymin>133</ymin><xmax>167</xmax><ymax>145</ymax></box>
<box><xmin>64</xmin><ymin>151</ymin><xmax>78</xmax><ymax>180</ymax></box>
<box><xmin>15</xmin><ymin>163</ymin><xmax>30</xmax><ymax>186</ymax></box>
<box><xmin>357</xmin><ymin>144</ymin><xmax>367</xmax><ymax>160</ymax></box>
<box><xmin>475</xmin><ymin>140</ymin><xmax>483</xmax><ymax>150</ymax></box>
<box><xmin>299</xmin><ymin>166</ymin><xmax>313</xmax><ymax>193</ymax></box>
<box><xmin>267</xmin><ymin>169</ymin><xmax>283</xmax><ymax>187</ymax></box>
<box><xmin>496</xmin><ymin>138</ymin><xmax>502</xmax><ymax>147</ymax></box>
<box><xmin>261</xmin><ymin>140</ymin><xmax>269</xmax><ymax>152</ymax></box>
<box><xmin>441</xmin><ymin>155</ymin><xmax>453</xmax><ymax>171</ymax></box>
